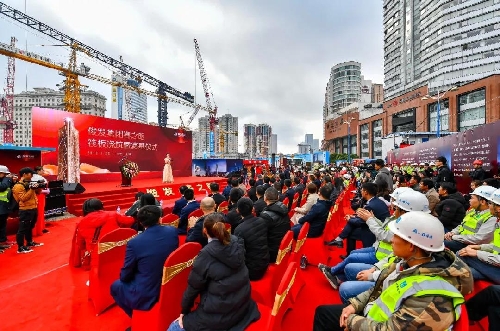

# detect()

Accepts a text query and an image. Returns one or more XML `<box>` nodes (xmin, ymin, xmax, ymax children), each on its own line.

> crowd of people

<box><xmin>2</xmin><ymin>157</ymin><xmax>500</xmax><ymax>330</ymax></box>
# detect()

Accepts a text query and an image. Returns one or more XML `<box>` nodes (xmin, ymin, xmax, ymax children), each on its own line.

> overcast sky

<box><xmin>0</xmin><ymin>0</ymin><xmax>383</xmax><ymax>153</ymax></box>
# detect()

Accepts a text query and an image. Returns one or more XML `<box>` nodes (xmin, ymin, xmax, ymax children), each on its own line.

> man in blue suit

<box><xmin>111</xmin><ymin>205</ymin><xmax>179</xmax><ymax>317</ymax></box>
<box><xmin>172</xmin><ymin>185</ymin><xmax>188</xmax><ymax>216</ymax></box>
<box><xmin>326</xmin><ymin>182</ymin><xmax>389</xmax><ymax>251</ymax></box>
<box><xmin>291</xmin><ymin>185</ymin><xmax>332</xmax><ymax>239</ymax></box>
<box><xmin>177</xmin><ymin>188</ymin><xmax>200</xmax><ymax>234</ymax></box>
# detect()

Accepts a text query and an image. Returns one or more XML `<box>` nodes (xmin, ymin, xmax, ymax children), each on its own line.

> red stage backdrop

<box><xmin>32</xmin><ymin>107</ymin><xmax>192</xmax><ymax>177</ymax></box>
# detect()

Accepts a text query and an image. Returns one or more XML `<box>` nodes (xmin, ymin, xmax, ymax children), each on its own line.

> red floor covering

<box><xmin>0</xmin><ymin>218</ymin><xmax>343</xmax><ymax>331</ymax></box>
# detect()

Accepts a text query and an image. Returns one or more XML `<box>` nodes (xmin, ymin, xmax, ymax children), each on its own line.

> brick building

<box><xmin>324</xmin><ymin>74</ymin><xmax>500</xmax><ymax>159</ymax></box>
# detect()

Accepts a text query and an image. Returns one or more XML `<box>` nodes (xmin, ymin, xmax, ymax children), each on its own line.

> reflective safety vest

<box><xmin>367</xmin><ymin>275</ymin><xmax>464</xmax><ymax>323</ymax></box>
<box><xmin>492</xmin><ymin>225</ymin><xmax>500</xmax><ymax>255</ymax></box>
<box><xmin>458</xmin><ymin>210</ymin><xmax>492</xmax><ymax>236</ymax></box>
<box><xmin>375</xmin><ymin>223</ymin><xmax>393</xmax><ymax>261</ymax></box>
<box><xmin>0</xmin><ymin>187</ymin><xmax>9</xmax><ymax>203</ymax></box>
<box><xmin>382</xmin><ymin>254</ymin><xmax>397</xmax><ymax>268</ymax></box>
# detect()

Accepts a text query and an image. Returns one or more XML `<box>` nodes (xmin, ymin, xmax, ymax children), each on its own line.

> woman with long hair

<box><xmin>168</xmin><ymin>213</ymin><xmax>260</xmax><ymax>331</ymax></box>
<box><xmin>69</xmin><ymin>198</ymin><xmax>135</xmax><ymax>269</ymax></box>
<box><xmin>163</xmin><ymin>153</ymin><xmax>174</xmax><ymax>183</ymax></box>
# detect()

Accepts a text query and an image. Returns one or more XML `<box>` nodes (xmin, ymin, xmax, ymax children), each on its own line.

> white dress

<box><xmin>163</xmin><ymin>158</ymin><xmax>174</xmax><ymax>183</ymax></box>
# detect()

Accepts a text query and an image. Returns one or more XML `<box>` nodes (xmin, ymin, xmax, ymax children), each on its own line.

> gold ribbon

<box><xmin>333</xmin><ymin>203</ymin><xmax>338</xmax><ymax>213</ymax></box>
<box><xmin>162</xmin><ymin>256</ymin><xmax>197</xmax><ymax>285</ymax></box>
<box><xmin>98</xmin><ymin>234</ymin><xmax>137</xmax><ymax>254</ymax></box>
<box><xmin>275</xmin><ymin>241</ymin><xmax>292</xmax><ymax>265</ymax></box>
<box><xmin>271</xmin><ymin>268</ymin><xmax>297</xmax><ymax>316</ymax></box>
<box><xmin>294</xmin><ymin>237</ymin><xmax>306</xmax><ymax>253</ymax></box>
<box><xmin>161</xmin><ymin>218</ymin><xmax>180</xmax><ymax>228</ymax></box>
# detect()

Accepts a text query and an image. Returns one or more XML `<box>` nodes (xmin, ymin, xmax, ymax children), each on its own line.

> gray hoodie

<box><xmin>374</xmin><ymin>167</ymin><xmax>394</xmax><ymax>192</ymax></box>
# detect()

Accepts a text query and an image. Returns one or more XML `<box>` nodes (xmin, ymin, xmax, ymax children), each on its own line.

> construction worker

<box><xmin>458</xmin><ymin>188</ymin><xmax>500</xmax><ymax>285</ymax></box>
<box><xmin>313</xmin><ymin>211</ymin><xmax>473</xmax><ymax>331</ymax></box>
<box><xmin>444</xmin><ymin>185</ymin><xmax>497</xmax><ymax>252</ymax></box>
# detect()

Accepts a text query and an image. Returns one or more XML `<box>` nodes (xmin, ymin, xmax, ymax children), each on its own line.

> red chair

<box><xmin>131</xmin><ymin>242</ymin><xmax>202</xmax><ymax>331</ymax></box>
<box><xmin>288</xmin><ymin>193</ymin><xmax>300</xmax><ymax>217</ymax></box>
<box><xmin>454</xmin><ymin>304</ymin><xmax>469</xmax><ymax>331</ymax></box>
<box><xmin>251</xmin><ymin>231</ymin><xmax>294</xmax><ymax>307</ymax></box>
<box><xmin>282</xmin><ymin>197</ymin><xmax>290</xmax><ymax>211</ymax></box>
<box><xmin>88</xmin><ymin>228</ymin><xmax>137</xmax><ymax>315</ymax></box>
<box><xmin>290</xmin><ymin>222</ymin><xmax>309</xmax><ymax>303</ymax></box>
<box><xmin>246</xmin><ymin>262</ymin><xmax>299</xmax><ymax>331</ymax></box>
<box><xmin>218</xmin><ymin>201</ymin><xmax>229</xmax><ymax>214</ymax></box>
<box><xmin>188</xmin><ymin>209</ymin><xmax>204</xmax><ymax>219</ymax></box>
<box><xmin>160</xmin><ymin>214</ymin><xmax>180</xmax><ymax>228</ymax></box>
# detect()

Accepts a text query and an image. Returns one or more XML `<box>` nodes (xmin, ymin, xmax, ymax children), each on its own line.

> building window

<box><xmin>360</xmin><ymin>124</ymin><xmax>369</xmax><ymax>158</ymax></box>
<box><xmin>458</xmin><ymin>88</ymin><xmax>486</xmax><ymax>132</ymax></box>
<box><xmin>428</xmin><ymin>99</ymin><xmax>449</xmax><ymax>133</ymax></box>
<box><xmin>372</xmin><ymin>119</ymin><xmax>383</xmax><ymax>158</ymax></box>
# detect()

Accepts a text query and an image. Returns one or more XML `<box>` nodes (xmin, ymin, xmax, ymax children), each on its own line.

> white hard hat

<box><xmin>343</xmin><ymin>174</ymin><xmax>351</xmax><ymax>179</ymax></box>
<box><xmin>419</xmin><ymin>162</ymin><xmax>425</xmax><ymax>166</ymax></box>
<box><xmin>0</xmin><ymin>165</ymin><xmax>10</xmax><ymax>174</ymax></box>
<box><xmin>471</xmin><ymin>186</ymin><xmax>496</xmax><ymax>200</ymax></box>
<box><xmin>486</xmin><ymin>188</ymin><xmax>500</xmax><ymax>205</ymax></box>
<box><xmin>388</xmin><ymin>211</ymin><xmax>445</xmax><ymax>252</ymax></box>
<box><xmin>389</xmin><ymin>187</ymin><xmax>412</xmax><ymax>200</ymax></box>
<box><xmin>393</xmin><ymin>190</ymin><xmax>431</xmax><ymax>213</ymax></box>
<box><xmin>411</xmin><ymin>163</ymin><xmax>418</xmax><ymax>166</ymax></box>
<box><xmin>429</xmin><ymin>162</ymin><xmax>435</xmax><ymax>166</ymax></box>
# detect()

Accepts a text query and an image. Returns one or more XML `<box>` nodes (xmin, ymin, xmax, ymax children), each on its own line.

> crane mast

<box><xmin>194</xmin><ymin>38</ymin><xmax>218</xmax><ymax>157</ymax></box>
<box><xmin>0</xmin><ymin>1</ymin><xmax>194</xmax><ymax>127</ymax></box>
<box><xmin>0</xmin><ymin>36</ymin><xmax>16</xmax><ymax>144</ymax></box>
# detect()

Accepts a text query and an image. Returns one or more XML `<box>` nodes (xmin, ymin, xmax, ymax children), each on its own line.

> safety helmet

<box><xmin>0</xmin><ymin>165</ymin><xmax>10</xmax><ymax>174</ymax></box>
<box><xmin>419</xmin><ymin>162</ymin><xmax>425</xmax><ymax>166</ymax></box>
<box><xmin>411</xmin><ymin>163</ymin><xmax>418</xmax><ymax>166</ymax></box>
<box><xmin>388</xmin><ymin>211</ymin><xmax>445</xmax><ymax>252</ymax></box>
<box><xmin>429</xmin><ymin>162</ymin><xmax>435</xmax><ymax>166</ymax></box>
<box><xmin>389</xmin><ymin>187</ymin><xmax>412</xmax><ymax>200</ymax></box>
<box><xmin>473</xmin><ymin>159</ymin><xmax>483</xmax><ymax>166</ymax></box>
<box><xmin>393</xmin><ymin>190</ymin><xmax>431</xmax><ymax>213</ymax></box>
<box><xmin>486</xmin><ymin>188</ymin><xmax>500</xmax><ymax>205</ymax></box>
<box><xmin>471</xmin><ymin>185</ymin><xmax>496</xmax><ymax>200</ymax></box>
<box><xmin>343</xmin><ymin>174</ymin><xmax>351</xmax><ymax>179</ymax></box>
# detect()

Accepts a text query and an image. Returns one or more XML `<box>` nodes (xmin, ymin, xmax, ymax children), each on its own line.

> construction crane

<box><xmin>0</xmin><ymin>1</ymin><xmax>194</xmax><ymax>126</ymax></box>
<box><xmin>218</xmin><ymin>130</ymin><xmax>238</xmax><ymax>155</ymax></box>
<box><xmin>0</xmin><ymin>41</ymin><xmax>201</xmax><ymax>130</ymax></box>
<box><xmin>0</xmin><ymin>36</ymin><xmax>16</xmax><ymax>144</ymax></box>
<box><xmin>194</xmin><ymin>39</ymin><xmax>219</xmax><ymax>157</ymax></box>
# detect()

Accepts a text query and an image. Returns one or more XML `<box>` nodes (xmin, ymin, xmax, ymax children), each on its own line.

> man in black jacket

<box><xmin>247</xmin><ymin>179</ymin><xmax>258</xmax><ymax>202</ymax></box>
<box><xmin>293</xmin><ymin>177</ymin><xmax>305</xmax><ymax>203</ymax></box>
<box><xmin>253</xmin><ymin>185</ymin><xmax>267</xmax><ymax>217</ymax></box>
<box><xmin>434</xmin><ymin>156</ymin><xmax>455</xmax><ymax>189</ymax></box>
<box><xmin>436</xmin><ymin>182</ymin><xmax>467</xmax><ymax>232</ymax></box>
<box><xmin>186</xmin><ymin>197</ymin><xmax>216</xmax><ymax>247</ymax></box>
<box><xmin>260</xmin><ymin>187</ymin><xmax>291</xmax><ymax>263</ymax></box>
<box><xmin>291</xmin><ymin>185</ymin><xmax>332</xmax><ymax>239</ymax></box>
<box><xmin>0</xmin><ymin>165</ymin><xmax>16</xmax><ymax>251</ymax></box>
<box><xmin>283</xmin><ymin>179</ymin><xmax>295</xmax><ymax>210</ymax></box>
<box><xmin>208</xmin><ymin>183</ymin><xmax>225</xmax><ymax>209</ymax></box>
<box><xmin>469</xmin><ymin>159</ymin><xmax>487</xmax><ymax>181</ymax></box>
<box><xmin>234</xmin><ymin>197</ymin><xmax>269</xmax><ymax>280</ymax></box>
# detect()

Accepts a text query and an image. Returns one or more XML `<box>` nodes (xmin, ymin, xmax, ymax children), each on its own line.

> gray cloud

<box><xmin>0</xmin><ymin>0</ymin><xmax>383</xmax><ymax>153</ymax></box>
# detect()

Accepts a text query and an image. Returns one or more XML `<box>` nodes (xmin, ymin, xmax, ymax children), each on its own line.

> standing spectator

<box><xmin>12</xmin><ymin>167</ymin><xmax>43</xmax><ymax>253</ymax></box>
<box><xmin>111</xmin><ymin>206</ymin><xmax>179</xmax><ymax>317</ymax></box>
<box><xmin>434</xmin><ymin>156</ymin><xmax>455</xmax><ymax>189</ymax></box>
<box><xmin>0</xmin><ymin>165</ymin><xmax>16</xmax><ymax>251</ymax></box>
<box><xmin>374</xmin><ymin>159</ymin><xmax>394</xmax><ymax>193</ymax></box>
<box><xmin>469</xmin><ymin>159</ymin><xmax>487</xmax><ymax>181</ymax></box>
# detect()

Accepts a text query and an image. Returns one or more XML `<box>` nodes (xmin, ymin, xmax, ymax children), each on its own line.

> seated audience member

<box><xmin>246</xmin><ymin>179</ymin><xmax>257</xmax><ymax>202</ymax></box>
<box><xmin>234</xmin><ymin>197</ymin><xmax>269</xmax><ymax>280</ymax></box>
<box><xmin>167</xmin><ymin>213</ymin><xmax>260</xmax><ymax>331</ymax></box>
<box><xmin>483</xmin><ymin>177</ymin><xmax>500</xmax><ymax>188</ymax></box>
<box><xmin>208</xmin><ymin>182</ymin><xmax>225</xmax><ymax>208</ymax></box>
<box><xmin>329</xmin><ymin>177</ymin><xmax>344</xmax><ymax>203</ymax></box>
<box><xmin>178</xmin><ymin>189</ymin><xmax>200</xmax><ymax>234</ymax></box>
<box><xmin>186</xmin><ymin>197</ymin><xmax>216</xmax><ymax>247</ymax></box>
<box><xmin>293</xmin><ymin>176</ymin><xmax>306</xmax><ymax>203</ymax></box>
<box><xmin>291</xmin><ymin>183</ymin><xmax>319</xmax><ymax>225</ymax></box>
<box><xmin>457</xmin><ymin>188</ymin><xmax>500</xmax><ymax>285</ymax></box>
<box><xmin>222</xmin><ymin>178</ymin><xmax>232</xmax><ymax>200</ymax></box>
<box><xmin>125</xmin><ymin>192</ymin><xmax>144</xmax><ymax>216</ymax></box>
<box><xmin>313</xmin><ymin>211</ymin><xmax>472</xmax><ymax>331</ymax></box>
<box><xmin>255</xmin><ymin>174</ymin><xmax>264</xmax><ymax>186</ymax></box>
<box><xmin>172</xmin><ymin>186</ymin><xmax>189</xmax><ymax>216</ymax></box>
<box><xmin>132</xmin><ymin>193</ymin><xmax>162</xmax><ymax>231</ymax></box>
<box><xmin>225</xmin><ymin>188</ymin><xmax>244</xmax><ymax>233</ymax></box>
<box><xmin>466</xmin><ymin>285</ymin><xmax>500</xmax><ymax>329</ymax></box>
<box><xmin>260</xmin><ymin>187</ymin><xmax>291</xmax><ymax>263</ymax></box>
<box><xmin>325</xmin><ymin>183</ymin><xmax>390</xmax><ymax>252</ymax></box>
<box><xmin>253</xmin><ymin>185</ymin><xmax>267</xmax><ymax>217</ymax></box>
<box><xmin>70</xmin><ymin>198</ymin><xmax>135</xmax><ymax>268</ymax></box>
<box><xmin>444</xmin><ymin>185</ymin><xmax>496</xmax><ymax>252</ymax></box>
<box><xmin>111</xmin><ymin>206</ymin><xmax>179</xmax><ymax>317</ymax></box>
<box><xmin>435</xmin><ymin>182</ymin><xmax>467</xmax><ymax>232</ymax></box>
<box><xmin>291</xmin><ymin>185</ymin><xmax>332</xmax><ymax>239</ymax></box>
<box><xmin>419</xmin><ymin>178</ymin><xmax>440</xmax><ymax>216</ymax></box>
<box><xmin>282</xmin><ymin>179</ymin><xmax>295</xmax><ymax>210</ymax></box>
<box><xmin>238</xmin><ymin>177</ymin><xmax>247</xmax><ymax>195</ymax></box>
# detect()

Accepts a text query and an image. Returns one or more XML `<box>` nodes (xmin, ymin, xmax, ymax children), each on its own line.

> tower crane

<box><xmin>194</xmin><ymin>38</ymin><xmax>219</xmax><ymax>157</ymax></box>
<box><xmin>0</xmin><ymin>36</ymin><xmax>16</xmax><ymax>144</ymax></box>
<box><xmin>0</xmin><ymin>1</ymin><xmax>194</xmax><ymax>126</ymax></box>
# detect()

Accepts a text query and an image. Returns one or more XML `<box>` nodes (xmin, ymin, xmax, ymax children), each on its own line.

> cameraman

<box><xmin>0</xmin><ymin>165</ymin><xmax>17</xmax><ymax>252</ymax></box>
<box><xmin>12</xmin><ymin>167</ymin><xmax>43</xmax><ymax>254</ymax></box>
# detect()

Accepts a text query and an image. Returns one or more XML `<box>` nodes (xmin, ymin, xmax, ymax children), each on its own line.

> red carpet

<box><xmin>1</xmin><ymin>218</ymin><xmax>343</xmax><ymax>331</ymax></box>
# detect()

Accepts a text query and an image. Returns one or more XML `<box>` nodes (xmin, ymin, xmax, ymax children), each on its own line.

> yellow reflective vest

<box><xmin>0</xmin><ymin>187</ymin><xmax>9</xmax><ymax>203</ymax></box>
<box><xmin>458</xmin><ymin>210</ymin><xmax>492</xmax><ymax>236</ymax></box>
<box><xmin>367</xmin><ymin>275</ymin><xmax>464</xmax><ymax>323</ymax></box>
<box><xmin>375</xmin><ymin>223</ymin><xmax>393</xmax><ymax>261</ymax></box>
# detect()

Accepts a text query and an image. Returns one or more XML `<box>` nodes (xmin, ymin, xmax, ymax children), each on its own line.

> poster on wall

<box><xmin>32</xmin><ymin>107</ymin><xmax>192</xmax><ymax>181</ymax></box>
<box><xmin>191</xmin><ymin>159</ymin><xmax>244</xmax><ymax>177</ymax></box>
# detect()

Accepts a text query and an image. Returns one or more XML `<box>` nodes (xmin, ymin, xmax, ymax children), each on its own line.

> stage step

<box><xmin>66</xmin><ymin>189</ymin><xmax>138</xmax><ymax>216</ymax></box>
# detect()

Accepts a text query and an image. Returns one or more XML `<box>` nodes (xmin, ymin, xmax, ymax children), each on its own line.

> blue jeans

<box><xmin>167</xmin><ymin>320</ymin><xmax>185</xmax><ymax>331</ymax></box>
<box><xmin>330</xmin><ymin>247</ymin><xmax>378</xmax><ymax>276</ymax></box>
<box><xmin>444</xmin><ymin>240</ymin><xmax>466</xmax><ymax>253</ymax></box>
<box><xmin>461</xmin><ymin>256</ymin><xmax>500</xmax><ymax>284</ymax></box>
<box><xmin>339</xmin><ymin>262</ymin><xmax>375</xmax><ymax>303</ymax></box>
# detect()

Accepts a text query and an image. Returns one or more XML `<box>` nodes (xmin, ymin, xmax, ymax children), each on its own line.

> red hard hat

<box><xmin>473</xmin><ymin>159</ymin><xmax>483</xmax><ymax>165</ymax></box>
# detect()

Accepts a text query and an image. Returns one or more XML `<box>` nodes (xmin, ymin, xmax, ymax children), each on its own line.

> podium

<box><xmin>121</xmin><ymin>174</ymin><xmax>132</xmax><ymax>187</ymax></box>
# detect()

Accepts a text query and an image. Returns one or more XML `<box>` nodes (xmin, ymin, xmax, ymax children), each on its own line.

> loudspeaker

<box><xmin>63</xmin><ymin>183</ymin><xmax>86</xmax><ymax>194</ymax></box>
<box><xmin>48</xmin><ymin>180</ymin><xmax>64</xmax><ymax>189</ymax></box>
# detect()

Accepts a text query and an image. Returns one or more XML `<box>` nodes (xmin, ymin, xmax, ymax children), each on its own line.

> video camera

<box><xmin>29</xmin><ymin>179</ymin><xmax>47</xmax><ymax>189</ymax></box>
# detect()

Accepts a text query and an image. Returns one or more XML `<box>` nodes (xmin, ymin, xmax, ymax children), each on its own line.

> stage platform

<box><xmin>65</xmin><ymin>176</ymin><xmax>228</xmax><ymax>216</ymax></box>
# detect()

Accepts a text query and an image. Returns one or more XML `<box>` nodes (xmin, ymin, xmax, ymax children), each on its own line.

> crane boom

<box><xmin>0</xmin><ymin>1</ymin><xmax>194</xmax><ymax>126</ymax></box>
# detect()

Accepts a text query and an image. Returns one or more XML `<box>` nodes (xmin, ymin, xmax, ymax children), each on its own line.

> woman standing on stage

<box><xmin>163</xmin><ymin>153</ymin><xmax>174</xmax><ymax>183</ymax></box>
